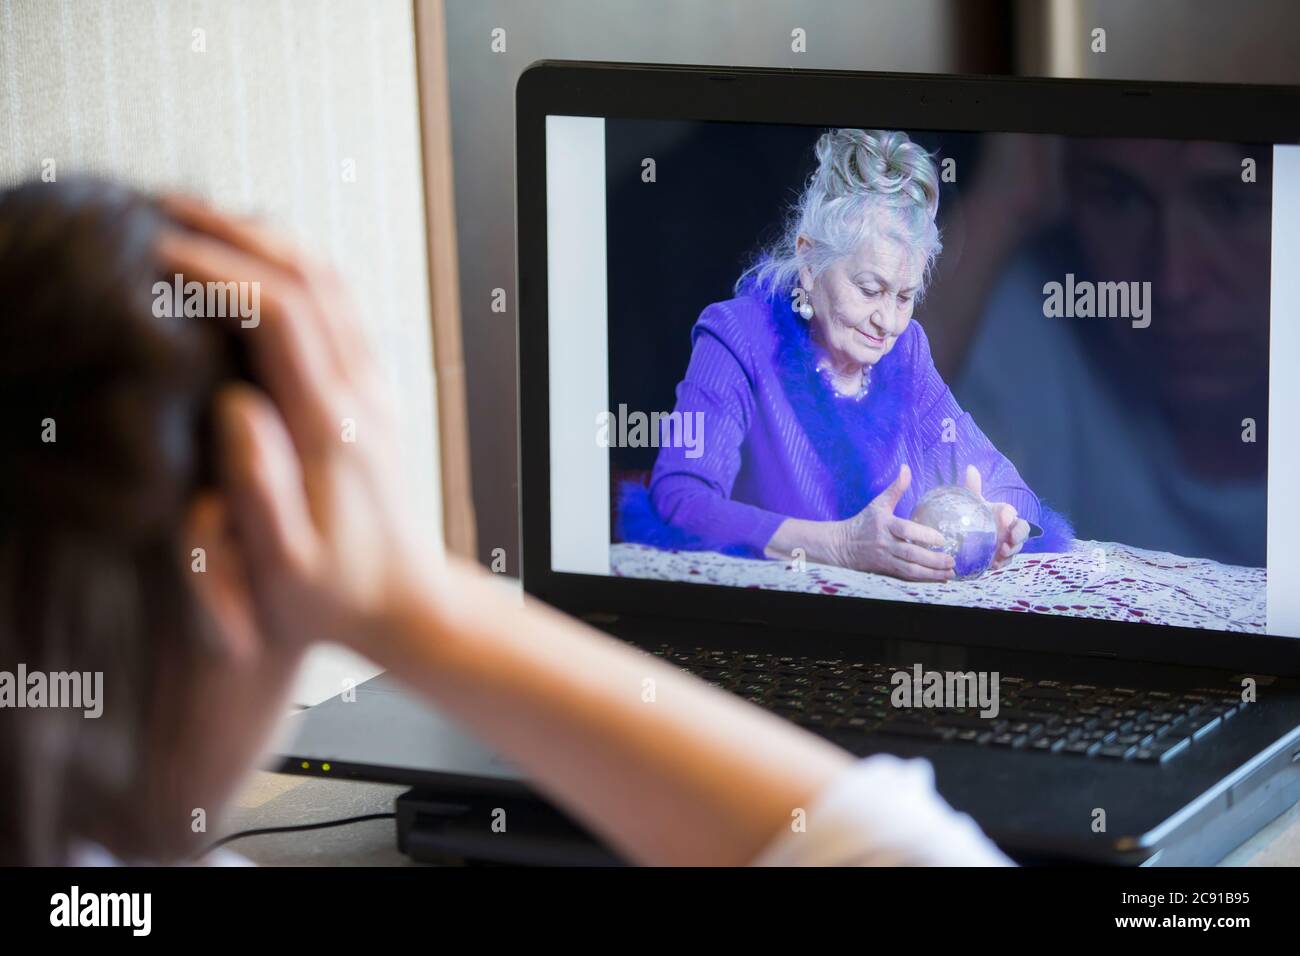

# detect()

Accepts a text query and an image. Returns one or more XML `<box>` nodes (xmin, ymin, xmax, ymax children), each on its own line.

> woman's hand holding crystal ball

<box><xmin>831</xmin><ymin>464</ymin><xmax>957</xmax><ymax>582</ymax></box>
<box><xmin>963</xmin><ymin>465</ymin><xmax>1030</xmax><ymax>569</ymax></box>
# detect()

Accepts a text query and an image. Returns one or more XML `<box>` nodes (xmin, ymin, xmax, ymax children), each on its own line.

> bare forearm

<box><xmin>370</xmin><ymin>558</ymin><xmax>852</xmax><ymax>866</ymax></box>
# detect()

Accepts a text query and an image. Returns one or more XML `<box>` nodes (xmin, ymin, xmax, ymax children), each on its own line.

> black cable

<box><xmin>202</xmin><ymin>812</ymin><xmax>396</xmax><ymax>855</ymax></box>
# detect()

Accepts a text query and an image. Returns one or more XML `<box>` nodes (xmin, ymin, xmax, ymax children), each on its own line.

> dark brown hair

<box><xmin>0</xmin><ymin>178</ymin><xmax>240</xmax><ymax>863</ymax></box>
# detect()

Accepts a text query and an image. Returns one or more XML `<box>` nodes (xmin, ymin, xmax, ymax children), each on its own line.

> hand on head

<box><xmin>158</xmin><ymin>196</ymin><xmax>439</xmax><ymax>657</ymax></box>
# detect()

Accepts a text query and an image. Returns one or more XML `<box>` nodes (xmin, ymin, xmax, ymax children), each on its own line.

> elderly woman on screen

<box><xmin>619</xmin><ymin>129</ymin><xmax>1071</xmax><ymax>581</ymax></box>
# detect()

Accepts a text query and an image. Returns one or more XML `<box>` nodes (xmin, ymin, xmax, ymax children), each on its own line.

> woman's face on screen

<box><xmin>799</xmin><ymin>227</ymin><xmax>924</xmax><ymax>373</ymax></box>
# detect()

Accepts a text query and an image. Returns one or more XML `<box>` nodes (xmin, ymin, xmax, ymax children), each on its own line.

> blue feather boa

<box><xmin>765</xmin><ymin>283</ymin><xmax>914</xmax><ymax>517</ymax></box>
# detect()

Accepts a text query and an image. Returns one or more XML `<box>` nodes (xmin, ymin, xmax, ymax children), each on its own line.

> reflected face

<box><xmin>798</xmin><ymin>223</ymin><xmax>925</xmax><ymax>374</ymax></box>
<box><xmin>1066</xmin><ymin>140</ymin><xmax>1272</xmax><ymax>407</ymax></box>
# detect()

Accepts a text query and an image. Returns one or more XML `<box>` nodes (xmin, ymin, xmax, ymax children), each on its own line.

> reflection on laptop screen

<box><xmin>546</xmin><ymin>115</ymin><xmax>1300</xmax><ymax>639</ymax></box>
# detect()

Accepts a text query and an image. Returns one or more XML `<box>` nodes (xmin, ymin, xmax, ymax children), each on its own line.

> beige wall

<box><xmin>0</xmin><ymin>0</ymin><xmax>442</xmax><ymax>548</ymax></box>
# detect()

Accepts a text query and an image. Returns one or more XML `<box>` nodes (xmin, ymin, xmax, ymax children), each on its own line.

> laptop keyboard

<box><xmin>651</xmin><ymin>644</ymin><xmax>1248</xmax><ymax>764</ymax></box>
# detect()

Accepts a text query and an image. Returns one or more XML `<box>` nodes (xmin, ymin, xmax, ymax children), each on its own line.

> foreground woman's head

<box><xmin>0</xmin><ymin>179</ymin><xmax>299</xmax><ymax>864</ymax></box>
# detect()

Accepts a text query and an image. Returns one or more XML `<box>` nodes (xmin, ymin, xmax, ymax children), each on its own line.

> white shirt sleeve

<box><xmin>752</xmin><ymin>754</ymin><xmax>1014</xmax><ymax>867</ymax></box>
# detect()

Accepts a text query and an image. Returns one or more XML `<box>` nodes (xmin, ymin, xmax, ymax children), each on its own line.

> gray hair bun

<box><xmin>812</xmin><ymin>128</ymin><xmax>940</xmax><ymax>219</ymax></box>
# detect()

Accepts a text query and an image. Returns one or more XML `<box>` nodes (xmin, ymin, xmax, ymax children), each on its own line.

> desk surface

<box><xmin>224</xmin><ymin>771</ymin><xmax>1300</xmax><ymax>866</ymax></box>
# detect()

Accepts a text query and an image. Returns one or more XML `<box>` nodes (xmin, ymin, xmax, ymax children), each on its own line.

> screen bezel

<box><xmin>516</xmin><ymin>60</ymin><xmax>1300</xmax><ymax>677</ymax></box>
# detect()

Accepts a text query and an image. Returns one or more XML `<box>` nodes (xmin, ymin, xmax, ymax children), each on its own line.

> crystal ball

<box><xmin>909</xmin><ymin>485</ymin><xmax>998</xmax><ymax>580</ymax></box>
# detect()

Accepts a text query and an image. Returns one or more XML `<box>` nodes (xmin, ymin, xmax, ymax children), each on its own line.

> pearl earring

<box><xmin>792</xmin><ymin>289</ymin><xmax>814</xmax><ymax>321</ymax></box>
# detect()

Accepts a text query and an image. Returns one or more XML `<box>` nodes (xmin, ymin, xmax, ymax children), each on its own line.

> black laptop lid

<box><xmin>516</xmin><ymin>63</ymin><xmax>1300</xmax><ymax>677</ymax></box>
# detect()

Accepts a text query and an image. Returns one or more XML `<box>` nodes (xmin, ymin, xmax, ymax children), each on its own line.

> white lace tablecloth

<box><xmin>610</xmin><ymin>541</ymin><xmax>1266</xmax><ymax>633</ymax></box>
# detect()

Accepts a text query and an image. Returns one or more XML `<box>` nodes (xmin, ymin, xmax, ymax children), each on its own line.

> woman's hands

<box><xmin>767</xmin><ymin>463</ymin><xmax>1032</xmax><ymax>581</ymax></box>
<box><xmin>159</xmin><ymin>196</ymin><xmax>439</xmax><ymax>654</ymax></box>
<box><xmin>963</xmin><ymin>465</ymin><xmax>1030</xmax><ymax>569</ymax></box>
<box><xmin>834</xmin><ymin>463</ymin><xmax>1030</xmax><ymax>576</ymax></box>
<box><xmin>829</xmin><ymin>464</ymin><xmax>955</xmax><ymax>582</ymax></box>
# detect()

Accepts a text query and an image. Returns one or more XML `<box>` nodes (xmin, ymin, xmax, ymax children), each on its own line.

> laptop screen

<box><xmin>545</xmin><ymin>114</ymin><xmax>1300</xmax><ymax>639</ymax></box>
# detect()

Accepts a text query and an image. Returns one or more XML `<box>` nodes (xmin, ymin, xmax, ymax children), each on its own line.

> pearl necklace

<box><xmin>815</xmin><ymin>361</ymin><xmax>872</xmax><ymax>402</ymax></box>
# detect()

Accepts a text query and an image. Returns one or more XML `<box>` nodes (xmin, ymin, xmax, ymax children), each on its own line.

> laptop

<box><xmin>281</xmin><ymin>62</ymin><xmax>1300</xmax><ymax>866</ymax></box>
